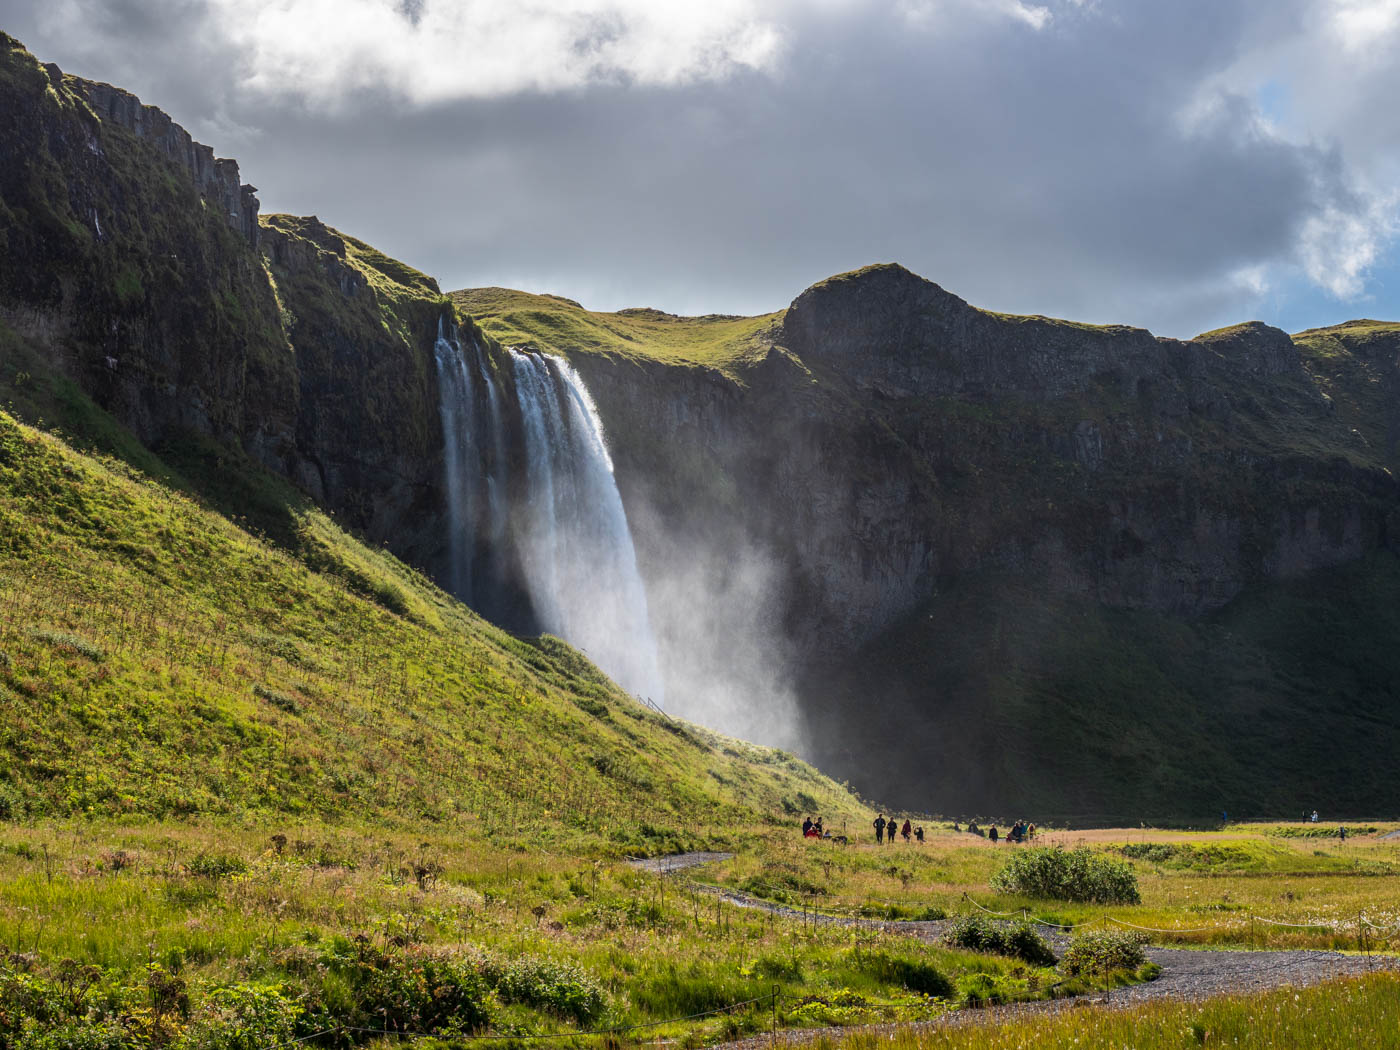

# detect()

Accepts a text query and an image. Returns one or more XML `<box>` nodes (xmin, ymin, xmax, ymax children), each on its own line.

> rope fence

<box><xmin>958</xmin><ymin>893</ymin><xmax>1400</xmax><ymax>937</ymax></box>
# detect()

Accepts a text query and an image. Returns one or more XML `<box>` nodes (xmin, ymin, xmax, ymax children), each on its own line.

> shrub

<box><xmin>186</xmin><ymin>853</ymin><xmax>248</xmax><ymax>879</ymax></box>
<box><xmin>1058</xmin><ymin>930</ymin><xmax>1148</xmax><ymax>976</ymax></box>
<box><xmin>942</xmin><ymin>915</ymin><xmax>1056</xmax><ymax>966</ymax></box>
<box><xmin>488</xmin><ymin>957</ymin><xmax>608</xmax><ymax>1024</ymax></box>
<box><xmin>316</xmin><ymin>939</ymin><xmax>493</xmax><ymax>1035</ymax></box>
<box><xmin>990</xmin><ymin>847</ymin><xmax>1140</xmax><ymax>904</ymax></box>
<box><xmin>182</xmin><ymin>985</ymin><xmax>300</xmax><ymax>1050</ymax></box>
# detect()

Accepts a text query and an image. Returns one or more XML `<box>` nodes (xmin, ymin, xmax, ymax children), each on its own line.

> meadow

<box><xmin>703</xmin><ymin>823</ymin><xmax>1400</xmax><ymax>952</ymax></box>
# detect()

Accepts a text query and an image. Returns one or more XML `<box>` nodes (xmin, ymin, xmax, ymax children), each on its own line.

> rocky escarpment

<box><xmin>572</xmin><ymin>265</ymin><xmax>1397</xmax><ymax>662</ymax></box>
<box><xmin>70</xmin><ymin>76</ymin><xmax>261</xmax><ymax>249</ymax></box>
<box><xmin>537</xmin><ymin>266</ymin><xmax>1400</xmax><ymax>815</ymax></box>
<box><xmin>0</xmin><ymin>34</ymin><xmax>454</xmax><ymax>567</ymax></box>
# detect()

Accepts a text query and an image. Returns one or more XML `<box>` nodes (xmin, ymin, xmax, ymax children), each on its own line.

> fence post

<box><xmin>771</xmin><ymin>985</ymin><xmax>779</xmax><ymax>1049</ymax></box>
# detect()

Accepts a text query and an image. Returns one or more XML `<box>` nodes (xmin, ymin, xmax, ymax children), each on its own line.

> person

<box><xmin>953</xmin><ymin>821</ymin><xmax>961</xmax><ymax>833</ymax></box>
<box><xmin>1028</xmin><ymin>823</ymin><xmax>1036</xmax><ymax>841</ymax></box>
<box><xmin>968</xmin><ymin>821</ymin><xmax>980</xmax><ymax>836</ymax></box>
<box><xmin>874</xmin><ymin>814</ymin><xmax>886</xmax><ymax>844</ymax></box>
<box><xmin>1339</xmin><ymin>825</ymin><xmax>1347</xmax><ymax>842</ymax></box>
<box><xmin>814</xmin><ymin>817</ymin><xmax>824</xmax><ymax>837</ymax></box>
<box><xmin>802</xmin><ymin>816</ymin><xmax>813</xmax><ymax>837</ymax></box>
<box><xmin>1312</xmin><ymin>810</ymin><xmax>1320</xmax><ymax>823</ymax></box>
<box><xmin>914</xmin><ymin>826</ymin><xmax>924</xmax><ymax>843</ymax></box>
<box><xmin>989</xmin><ymin>826</ymin><xmax>999</xmax><ymax>844</ymax></box>
<box><xmin>901</xmin><ymin>819</ymin><xmax>912</xmax><ymax>842</ymax></box>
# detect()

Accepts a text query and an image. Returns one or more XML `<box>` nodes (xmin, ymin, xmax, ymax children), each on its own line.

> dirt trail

<box><xmin>627</xmin><ymin>853</ymin><xmax>1400</xmax><ymax>1049</ymax></box>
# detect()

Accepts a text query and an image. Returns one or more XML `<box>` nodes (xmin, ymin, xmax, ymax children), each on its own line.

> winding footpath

<box><xmin>628</xmin><ymin>852</ymin><xmax>1400</xmax><ymax>1049</ymax></box>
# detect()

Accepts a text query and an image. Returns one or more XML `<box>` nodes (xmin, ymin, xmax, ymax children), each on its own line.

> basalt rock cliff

<box><xmin>466</xmin><ymin>273</ymin><xmax>1400</xmax><ymax>820</ymax></box>
<box><xmin>0</xmin><ymin>33</ymin><xmax>455</xmax><ymax>566</ymax></box>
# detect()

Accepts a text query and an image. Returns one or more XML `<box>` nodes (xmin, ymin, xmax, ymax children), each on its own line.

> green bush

<box><xmin>316</xmin><ymin>939</ymin><xmax>493</xmax><ymax>1035</ymax></box>
<box><xmin>182</xmin><ymin>985</ymin><xmax>300</xmax><ymax>1050</ymax></box>
<box><xmin>990</xmin><ymin>847</ymin><xmax>1140</xmax><ymax>904</ymax></box>
<box><xmin>942</xmin><ymin>915</ymin><xmax>1056</xmax><ymax>966</ymax></box>
<box><xmin>1058</xmin><ymin>930</ymin><xmax>1148</xmax><ymax>976</ymax></box>
<box><xmin>488</xmin><ymin>957</ymin><xmax>608</xmax><ymax>1025</ymax></box>
<box><xmin>186</xmin><ymin>853</ymin><xmax>248</xmax><ymax>879</ymax></box>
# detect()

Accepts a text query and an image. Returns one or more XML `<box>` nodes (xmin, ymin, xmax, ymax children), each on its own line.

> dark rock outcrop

<box><xmin>0</xmin><ymin>35</ymin><xmax>448</xmax><ymax>567</ymax></box>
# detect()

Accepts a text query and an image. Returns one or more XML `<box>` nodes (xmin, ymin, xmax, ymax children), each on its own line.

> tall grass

<box><xmin>810</xmin><ymin>974</ymin><xmax>1400</xmax><ymax>1049</ymax></box>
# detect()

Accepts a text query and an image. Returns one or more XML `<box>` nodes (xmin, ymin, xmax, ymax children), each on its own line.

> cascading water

<box><xmin>433</xmin><ymin>320</ymin><xmax>664</xmax><ymax>703</ymax></box>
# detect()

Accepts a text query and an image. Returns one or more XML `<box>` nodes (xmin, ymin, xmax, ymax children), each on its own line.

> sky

<box><xmin>5</xmin><ymin>0</ymin><xmax>1400</xmax><ymax>337</ymax></box>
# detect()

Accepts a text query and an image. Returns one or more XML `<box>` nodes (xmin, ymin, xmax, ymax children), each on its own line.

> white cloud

<box><xmin>896</xmin><ymin>0</ymin><xmax>1054</xmax><ymax>29</ymax></box>
<box><xmin>1299</xmin><ymin>194</ymin><xmax>1398</xmax><ymax>299</ymax></box>
<box><xmin>206</xmin><ymin>0</ymin><xmax>787</xmax><ymax>105</ymax></box>
<box><xmin>1328</xmin><ymin>0</ymin><xmax>1400</xmax><ymax>50</ymax></box>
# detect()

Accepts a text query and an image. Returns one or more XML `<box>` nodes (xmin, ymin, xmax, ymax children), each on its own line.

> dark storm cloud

<box><xmin>2</xmin><ymin>0</ymin><xmax>1394</xmax><ymax>334</ymax></box>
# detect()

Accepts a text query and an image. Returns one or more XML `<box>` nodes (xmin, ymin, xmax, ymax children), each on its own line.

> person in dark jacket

<box><xmin>901</xmin><ymin>819</ymin><xmax>912</xmax><ymax>842</ymax></box>
<box><xmin>874</xmin><ymin>815</ymin><xmax>886</xmax><ymax>844</ymax></box>
<box><xmin>989</xmin><ymin>826</ymin><xmax>999</xmax><ymax>844</ymax></box>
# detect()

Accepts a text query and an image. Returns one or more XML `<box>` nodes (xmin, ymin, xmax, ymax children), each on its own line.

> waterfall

<box><xmin>434</xmin><ymin>321</ymin><xmax>664</xmax><ymax>703</ymax></box>
<box><xmin>433</xmin><ymin>318</ymin><xmax>481</xmax><ymax>601</ymax></box>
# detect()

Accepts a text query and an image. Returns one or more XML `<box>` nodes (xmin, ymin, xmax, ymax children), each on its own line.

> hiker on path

<box><xmin>914</xmin><ymin>826</ymin><xmax>924</xmax><ymax>843</ymax></box>
<box><xmin>989</xmin><ymin>826</ymin><xmax>999</xmax><ymax>844</ymax></box>
<box><xmin>874</xmin><ymin>814</ymin><xmax>886</xmax><ymax>844</ymax></box>
<box><xmin>1339</xmin><ymin>826</ymin><xmax>1347</xmax><ymax>842</ymax></box>
<box><xmin>901</xmin><ymin>819</ymin><xmax>912</xmax><ymax>842</ymax></box>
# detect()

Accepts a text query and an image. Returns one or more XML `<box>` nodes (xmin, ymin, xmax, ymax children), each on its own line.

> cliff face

<box><xmin>572</xmin><ymin>265</ymin><xmax>1396</xmax><ymax>660</ymax></box>
<box><xmin>510</xmin><ymin>266</ymin><xmax>1400</xmax><ymax>816</ymax></box>
<box><xmin>0</xmin><ymin>34</ymin><xmax>451</xmax><ymax>567</ymax></box>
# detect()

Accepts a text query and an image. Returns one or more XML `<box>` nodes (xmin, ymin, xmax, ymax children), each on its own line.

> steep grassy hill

<box><xmin>0</xmin><ymin>393</ymin><xmax>863</xmax><ymax>842</ymax></box>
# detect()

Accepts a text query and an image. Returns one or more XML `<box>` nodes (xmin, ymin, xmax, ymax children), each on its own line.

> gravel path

<box><xmin>625</xmin><ymin>851</ymin><xmax>734</xmax><ymax>873</ymax></box>
<box><xmin>713</xmin><ymin>950</ymin><xmax>1398</xmax><ymax>1050</ymax></box>
<box><xmin>627</xmin><ymin>852</ymin><xmax>1400</xmax><ymax>1049</ymax></box>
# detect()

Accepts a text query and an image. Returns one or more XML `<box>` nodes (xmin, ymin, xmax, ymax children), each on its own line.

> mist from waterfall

<box><xmin>433</xmin><ymin>321</ymin><xmax>664</xmax><ymax>704</ymax></box>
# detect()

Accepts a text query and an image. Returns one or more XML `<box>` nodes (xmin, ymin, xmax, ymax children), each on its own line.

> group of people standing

<box><xmin>958</xmin><ymin>819</ymin><xmax>1036</xmax><ymax>844</ymax></box>
<box><xmin>873</xmin><ymin>815</ymin><xmax>923</xmax><ymax>843</ymax></box>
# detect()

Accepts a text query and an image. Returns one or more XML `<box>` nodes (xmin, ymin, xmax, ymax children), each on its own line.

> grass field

<box><xmin>703</xmin><ymin>824</ymin><xmax>1400</xmax><ymax>951</ymax></box>
<box><xmin>451</xmin><ymin>286</ymin><xmax>783</xmax><ymax>373</ymax></box>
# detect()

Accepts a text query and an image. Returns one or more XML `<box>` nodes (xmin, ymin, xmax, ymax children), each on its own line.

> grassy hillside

<box><xmin>0</xmin><ymin>401</ymin><xmax>865</xmax><ymax>842</ymax></box>
<box><xmin>453</xmin><ymin>286</ymin><xmax>782</xmax><ymax>374</ymax></box>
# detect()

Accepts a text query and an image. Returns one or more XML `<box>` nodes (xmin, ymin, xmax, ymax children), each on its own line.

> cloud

<box><xmin>2</xmin><ymin>0</ymin><xmax>1398</xmax><ymax>334</ymax></box>
<box><xmin>206</xmin><ymin>0</ymin><xmax>787</xmax><ymax>105</ymax></box>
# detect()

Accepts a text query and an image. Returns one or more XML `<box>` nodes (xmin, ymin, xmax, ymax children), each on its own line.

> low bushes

<box><xmin>941</xmin><ymin>915</ymin><xmax>1057</xmax><ymax>967</ymax></box>
<box><xmin>990</xmin><ymin>847</ymin><xmax>1140</xmax><ymax>904</ymax></box>
<box><xmin>1057</xmin><ymin>929</ymin><xmax>1149</xmax><ymax>977</ymax></box>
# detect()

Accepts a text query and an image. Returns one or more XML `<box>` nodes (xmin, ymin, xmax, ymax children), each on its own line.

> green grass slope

<box><xmin>0</xmin><ymin>405</ymin><xmax>864</xmax><ymax>846</ymax></box>
<box><xmin>453</xmin><ymin>286</ymin><xmax>782</xmax><ymax>374</ymax></box>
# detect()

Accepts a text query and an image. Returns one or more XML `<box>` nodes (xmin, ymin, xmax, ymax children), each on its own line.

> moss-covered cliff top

<box><xmin>453</xmin><ymin>286</ymin><xmax>782</xmax><ymax>372</ymax></box>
